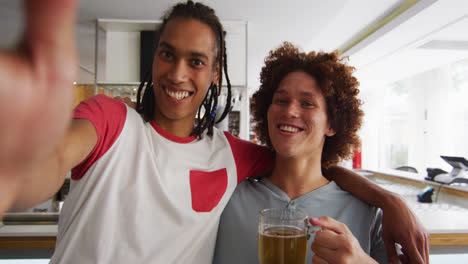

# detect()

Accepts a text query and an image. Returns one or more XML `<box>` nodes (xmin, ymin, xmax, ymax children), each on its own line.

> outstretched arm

<box><xmin>0</xmin><ymin>0</ymin><xmax>89</xmax><ymax>216</ymax></box>
<box><xmin>324</xmin><ymin>166</ymin><xmax>429</xmax><ymax>264</ymax></box>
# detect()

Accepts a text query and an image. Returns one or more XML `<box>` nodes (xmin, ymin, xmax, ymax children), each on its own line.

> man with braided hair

<box><xmin>0</xmin><ymin>1</ymin><xmax>428</xmax><ymax>263</ymax></box>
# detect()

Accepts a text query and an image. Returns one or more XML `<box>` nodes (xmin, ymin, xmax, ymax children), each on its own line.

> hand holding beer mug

<box><xmin>258</xmin><ymin>208</ymin><xmax>319</xmax><ymax>264</ymax></box>
<box><xmin>309</xmin><ymin>216</ymin><xmax>379</xmax><ymax>264</ymax></box>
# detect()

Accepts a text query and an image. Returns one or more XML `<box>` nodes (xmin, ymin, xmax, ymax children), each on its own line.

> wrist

<box><xmin>357</xmin><ymin>249</ymin><xmax>378</xmax><ymax>264</ymax></box>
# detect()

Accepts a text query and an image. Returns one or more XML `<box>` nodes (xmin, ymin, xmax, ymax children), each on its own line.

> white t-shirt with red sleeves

<box><xmin>50</xmin><ymin>95</ymin><xmax>272</xmax><ymax>264</ymax></box>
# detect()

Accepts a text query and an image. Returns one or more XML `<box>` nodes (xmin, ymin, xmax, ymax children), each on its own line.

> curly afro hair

<box><xmin>251</xmin><ymin>42</ymin><xmax>363</xmax><ymax>168</ymax></box>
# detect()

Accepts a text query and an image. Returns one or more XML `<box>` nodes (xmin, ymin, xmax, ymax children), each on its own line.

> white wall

<box><xmin>105</xmin><ymin>31</ymin><xmax>141</xmax><ymax>83</ymax></box>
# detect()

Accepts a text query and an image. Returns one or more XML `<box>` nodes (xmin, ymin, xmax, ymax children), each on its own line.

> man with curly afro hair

<box><xmin>214</xmin><ymin>42</ymin><xmax>417</xmax><ymax>264</ymax></box>
<box><xmin>251</xmin><ymin>42</ymin><xmax>363</xmax><ymax>169</ymax></box>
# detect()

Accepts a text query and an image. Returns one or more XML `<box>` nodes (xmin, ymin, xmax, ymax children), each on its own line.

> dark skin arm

<box><xmin>324</xmin><ymin>166</ymin><xmax>430</xmax><ymax>264</ymax></box>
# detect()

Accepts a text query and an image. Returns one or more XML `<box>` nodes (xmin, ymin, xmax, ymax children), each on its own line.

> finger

<box><xmin>386</xmin><ymin>243</ymin><xmax>399</xmax><ymax>264</ymax></box>
<box><xmin>311</xmin><ymin>230</ymin><xmax>341</xmax><ymax>249</ymax></box>
<box><xmin>310</xmin><ymin>216</ymin><xmax>351</xmax><ymax>235</ymax></box>
<box><xmin>399</xmin><ymin>253</ymin><xmax>410</xmax><ymax>264</ymax></box>
<box><xmin>412</xmin><ymin>232</ymin><xmax>429</xmax><ymax>264</ymax></box>
<box><xmin>418</xmin><ymin>231</ymin><xmax>430</xmax><ymax>264</ymax></box>
<box><xmin>408</xmin><ymin>227</ymin><xmax>430</xmax><ymax>264</ymax></box>
<box><xmin>312</xmin><ymin>254</ymin><xmax>329</xmax><ymax>264</ymax></box>
<box><xmin>311</xmin><ymin>242</ymin><xmax>337</xmax><ymax>262</ymax></box>
<box><xmin>382</xmin><ymin>233</ymin><xmax>399</xmax><ymax>264</ymax></box>
<box><xmin>24</xmin><ymin>0</ymin><xmax>78</xmax><ymax>82</ymax></box>
<box><xmin>402</xmin><ymin>245</ymin><xmax>424</xmax><ymax>264</ymax></box>
<box><xmin>424</xmin><ymin>233</ymin><xmax>430</xmax><ymax>263</ymax></box>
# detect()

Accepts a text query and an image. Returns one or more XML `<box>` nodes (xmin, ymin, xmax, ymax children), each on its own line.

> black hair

<box><xmin>136</xmin><ymin>0</ymin><xmax>232</xmax><ymax>137</ymax></box>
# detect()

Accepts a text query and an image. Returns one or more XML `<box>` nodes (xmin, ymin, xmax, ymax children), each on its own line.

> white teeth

<box><xmin>279</xmin><ymin>125</ymin><xmax>299</xmax><ymax>133</ymax></box>
<box><xmin>166</xmin><ymin>89</ymin><xmax>190</xmax><ymax>100</ymax></box>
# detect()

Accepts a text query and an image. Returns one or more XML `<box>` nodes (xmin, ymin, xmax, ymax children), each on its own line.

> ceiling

<box><xmin>348</xmin><ymin>0</ymin><xmax>468</xmax><ymax>88</ymax></box>
<box><xmin>1</xmin><ymin>0</ymin><xmax>467</xmax><ymax>89</ymax></box>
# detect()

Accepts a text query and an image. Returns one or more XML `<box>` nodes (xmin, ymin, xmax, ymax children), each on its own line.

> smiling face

<box><xmin>152</xmin><ymin>17</ymin><xmax>219</xmax><ymax>131</ymax></box>
<box><xmin>267</xmin><ymin>71</ymin><xmax>336</xmax><ymax>159</ymax></box>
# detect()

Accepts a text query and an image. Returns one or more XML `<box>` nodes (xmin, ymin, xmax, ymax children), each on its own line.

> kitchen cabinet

<box><xmin>96</xmin><ymin>19</ymin><xmax>247</xmax><ymax>86</ymax></box>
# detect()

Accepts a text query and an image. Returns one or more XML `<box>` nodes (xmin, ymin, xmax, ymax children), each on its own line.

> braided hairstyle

<box><xmin>136</xmin><ymin>0</ymin><xmax>232</xmax><ymax>138</ymax></box>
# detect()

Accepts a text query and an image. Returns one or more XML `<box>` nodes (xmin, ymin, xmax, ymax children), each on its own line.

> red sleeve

<box><xmin>71</xmin><ymin>95</ymin><xmax>127</xmax><ymax>180</ymax></box>
<box><xmin>223</xmin><ymin>132</ymin><xmax>273</xmax><ymax>184</ymax></box>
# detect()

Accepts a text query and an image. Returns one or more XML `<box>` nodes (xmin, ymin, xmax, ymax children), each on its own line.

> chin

<box><xmin>273</xmin><ymin>146</ymin><xmax>296</xmax><ymax>158</ymax></box>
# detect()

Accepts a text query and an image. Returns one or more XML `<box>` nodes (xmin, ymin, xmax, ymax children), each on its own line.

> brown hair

<box><xmin>251</xmin><ymin>42</ymin><xmax>363</xmax><ymax>168</ymax></box>
<box><xmin>136</xmin><ymin>0</ymin><xmax>232</xmax><ymax>137</ymax></box>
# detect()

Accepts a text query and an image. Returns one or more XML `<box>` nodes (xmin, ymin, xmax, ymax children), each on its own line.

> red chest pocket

<box><xmin>189</xmin><ymin>168</ymin><xmax>228</xmax><ymax>212</ymax></box>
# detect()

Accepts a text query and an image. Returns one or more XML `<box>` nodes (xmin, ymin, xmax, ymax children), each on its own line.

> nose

<box><xmin>285</xmin><ymin>102</ymin><xmax>300</xmax><ymax>118</ymax></box>
<box><xmin>167</xmin><ymin>60</ymin><xmax>188</xmax><ymax>84</ymax></box>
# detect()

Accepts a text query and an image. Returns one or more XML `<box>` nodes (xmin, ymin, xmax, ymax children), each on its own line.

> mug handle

<box><xmin>307</xmin><ymin>222</ymin><xmax>322</xmax><ymax>240</ymax></box>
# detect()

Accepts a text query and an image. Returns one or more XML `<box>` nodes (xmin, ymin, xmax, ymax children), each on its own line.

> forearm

<box><xmin>324</xmin><ymin>166</ymin><xmax>398</xmax><ymax>208</ymax></box>
<box><xmin>1</xmin><ymin>119</ymin><xmax>97</xmax><ymax>215</ymax></box>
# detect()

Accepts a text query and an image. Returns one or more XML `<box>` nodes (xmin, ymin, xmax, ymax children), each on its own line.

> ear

<box><xmin>212</xmin><ymin>63</ymin><xmax>220</xmax><ymax>85</ymax></box>
<box><xmin>326</xmin><ymin>123</ymin><xmax>336</xmax><ymax>137</ymax></box>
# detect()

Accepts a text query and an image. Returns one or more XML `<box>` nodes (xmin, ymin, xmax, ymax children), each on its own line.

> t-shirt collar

<box><xmin>150</xmin><ymin>121</ymin><xmax>198</xmax><ymax>144</ymax></box>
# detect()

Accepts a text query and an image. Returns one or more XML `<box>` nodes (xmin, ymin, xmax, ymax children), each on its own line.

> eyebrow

<box><xmin>299</xmin><ymin>91</ymin><xmax>315</xmax><ymax>98</ymax></box>
<box><xmin>274</xmin><ymin>89</ymin><xmax>288</xmax><ymax>95</ymax></box>
<box><xmin>159</xmin><ymin>41</ymin><xmax>210</xmax><ymax>61</ymax></box>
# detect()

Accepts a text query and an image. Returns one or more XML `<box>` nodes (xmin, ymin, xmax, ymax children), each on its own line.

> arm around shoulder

<box><xmin>323</xmin><ymin>166</ymin><xmax>393</xmax><ymax>208</ymax></box>
<box><xmin>0</xmin><ymin>119</ymin><xmax>97</xmax><ymax>214</ymax></box>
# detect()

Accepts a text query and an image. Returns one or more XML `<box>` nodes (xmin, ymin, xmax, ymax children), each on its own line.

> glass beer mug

<box><xmin>258</xmin><ymin>208</ymin><xmax>308</xmax><ymax>264</ymax></box>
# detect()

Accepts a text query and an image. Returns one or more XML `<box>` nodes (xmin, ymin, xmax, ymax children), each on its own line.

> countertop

<box><xmin>0</xmin><ymin>223</ymin><xmax>57</xmax><ymax>237</ymax></box>
<box><xmin>359</xmin><ymin>169</ymin><xmax>468</xmax><ymax>246</ymax></box>
<box><xmin>366</xmin><ymin>169</ymin><xmax>468</xmax><ymax>192</ymax></box>
<box><xmin>1</xmin><ymin>169</ymin><xmax>468</xmax><ymax>245</ymax></box>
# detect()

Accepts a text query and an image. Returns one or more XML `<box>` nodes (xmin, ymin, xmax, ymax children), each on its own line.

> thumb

<box><xmin>383</xmin><ymin>238</ymin><xmax>399</xmax><ymax>264</ymax></box>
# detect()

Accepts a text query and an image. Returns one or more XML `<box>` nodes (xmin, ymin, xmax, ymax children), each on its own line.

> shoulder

<box><xmin>222</xmin><ymin>131</ymin><xmax>272</xmax><ymax>160</ymax></box>
<box><xmin>71</xmin><ymin>95</ymin><xmax>129</xmax><ymax>180</ymax></box>
<box><xmin>73</xmin><ymin>94</ymin><xmax>129</xmax><ymax>136</ymax></box>
<box><xmin>327</xmin><ymin>181</ymin><xmax>378</xmax><ymax>212</ymax></box>
<box><xmin>73</xmin><ymin>95</ymin><xmax>128</xmax><ymax>125</ymax></box>
<box><xmin>221</xmin><ymin>132</ymin><xmax>273</xmax><ymax>184</ymax></box>
<box><xmin>223</xmin><ymin>132</ymin><xmax>265</xmax><ymax>149</ymax></box>
<box><xmin>74</xmin><ymin>94</ymin><xmax>126</xmax><ymax>115</ymax></box>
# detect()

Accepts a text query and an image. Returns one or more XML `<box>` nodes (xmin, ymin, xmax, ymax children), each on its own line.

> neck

<box><xmin>153</xmin><ymin>113</ymin><xmax>195</xmax><ymax>138</ymax></box>
<box><xmin>269</xmin><ymin>154</ymin><xmax>329</xmax><ymax>200</ymax></box>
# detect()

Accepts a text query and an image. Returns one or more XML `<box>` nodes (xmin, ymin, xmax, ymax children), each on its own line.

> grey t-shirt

<box><xmin>213</xmin><ymin>177</ymin><xmax>387</xmax><ymax>264</ymax></box>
